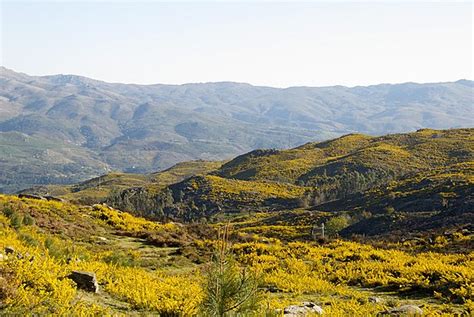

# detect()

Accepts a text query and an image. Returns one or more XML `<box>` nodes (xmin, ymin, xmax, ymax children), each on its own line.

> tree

<box><xmin>325</xmin><ymin>215</ymin><xmax>349</xmax><ymax>237</ymax></box>
<box><xmin>201</xmin><ymin>225</ymin><xmax>261</xmax><ymax>316</ymax></box>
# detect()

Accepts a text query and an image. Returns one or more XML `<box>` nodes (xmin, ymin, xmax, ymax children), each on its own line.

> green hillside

<box><xmin>216</xmin><ymin>128</ymin><xmax>473</xmax><ymax>203</ymax></box>
<box><xmin>218</xmin><ymin>128</ymin><xmax>473</xmax><ymax>184</ymax></box>
<box><xmin>333</xmin><ymin>162</ymin><xmax>474</xmax><ymax>239</ymax></box>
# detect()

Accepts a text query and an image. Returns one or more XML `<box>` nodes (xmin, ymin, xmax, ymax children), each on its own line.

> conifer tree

<box><xmin>201</xmin><ymin>225</ymin><xmax>261</xmax><ymax>316</ymax></box>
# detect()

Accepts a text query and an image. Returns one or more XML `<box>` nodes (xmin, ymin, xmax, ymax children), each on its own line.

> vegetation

<box><xmin>0</xmin><ymin>195</ymin><xmax>472</xmax><ymax>315</ymax></box>
<box><xmin>19</xmin><ymin>160</ymin><xmax>222</xmax><ymax>206</ymax></box>
<box><xmin>94</xmin><ymin>128</ymin><xmax>473</xmax><ymax>228</ymax></box>
<box><xmin>201</xmin><ymin>226</ymin><xmax>261</xmax><ymax>316</ymax></box>
<box><xmin>324</xmin><ymin>215</ymin><xmax>350</xmax><ymax>237</ymax></box>
<box><xmin>218</xmin><ymin>129</ymin><xmax>473</xmax><ymax>201</ymax></box>
<box><xmin>1</xmin><ymin>128</ymin><xmax>473</xmax><ymax>315</ymax></box>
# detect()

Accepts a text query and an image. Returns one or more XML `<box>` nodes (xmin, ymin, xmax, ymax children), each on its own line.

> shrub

<box><xmin>2</xmin><ymin>206</ymin><xmax>13</xmax><ymax>217</ymax></box>
<box><xmin>44</xmin><ymin>237</ymin><xmax>71</xmax><ymax>260</ymax></box>
<box><xmin>9</xmin><ymin>212</ymin><xmax>22</xmax><ymax>230</ymax></box>
<box><xmin>384</xmin><ymin>206</ymin><xmax>396</xmax><ymax>215</ymax></box>
<box><xmin>19</xmin><ymin>233</ymin><xmax>40</xmax><ymax>247</ymax></box>
<box><xmin>325</xmin><ymin>215</ymin><xmax>349</xmax><ymax>237</ymax></box>
<box><xmin>103</xmin><ymin>251</ymin><xmax>139</xmax><ymax>267</ymax></box>
<box><xmin>22</xmin><ymin>214</ymin><xmax>35</xmax><ymax>226</ymax></box>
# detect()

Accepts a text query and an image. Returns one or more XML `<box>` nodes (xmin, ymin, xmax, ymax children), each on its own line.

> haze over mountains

<box><xmin>0</xmin><ymin>66</ymin><xmax>473</xmax><ymax>192</ymax></box>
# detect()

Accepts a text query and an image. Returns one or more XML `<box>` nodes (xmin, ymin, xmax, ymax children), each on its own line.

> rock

<box><xmin>4</xmin><ymin>246</ymin><xmax>15</xmax><ymax>254</ymax></box>
<box><xmin>381</xmin><ymin>305</ymin><xmax>423</xmax><ymax>316</ymax></box>
<box><xmin>368</xmin><ymin>296</ymin><xmax>383</xmax><ymax>303</ymax></box>
<box><xmin>96</xmin><ymin>238</ymin><xmax>108</xmax><ymax>245</ymax></box>
<box><xmin>302</xmin><ymin>302</ymin><xmax>324</xmax><ymax>315</ymax></box>
<box><xmin>68</xmin><ymin>271</ymin><xmax>99</xmax><ymax>293</ymax></box>
<box><xmin>284</xmin><ymin>306</ymin><xmax>310</xmax><ymax>316</ymax></box>
<box><xmin>284</xmin><ymin>302</ymin><xmax>323</xmax><ymax>316</ymax></box>
<box><xmin>168</xmin><ymin>221</ymin><xmax>185</xmax><ymax>228</ymax></box>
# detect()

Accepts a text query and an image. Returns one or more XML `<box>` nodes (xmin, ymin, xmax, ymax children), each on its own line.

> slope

<box><xmin>101</xmin><ymin>129</ymin><xmax>473</xmax><ymax>229</ymax></box>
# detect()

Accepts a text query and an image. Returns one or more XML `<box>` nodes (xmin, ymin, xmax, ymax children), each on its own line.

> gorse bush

<box><xmin>0</xmin><ymin>194</ymin><xmax>472</xmax><ymax>316</ymax></box>
<box><xmin>201</xmin><ymin>225</ymin><xmax>261</xmax><ymax>316</ymax></box>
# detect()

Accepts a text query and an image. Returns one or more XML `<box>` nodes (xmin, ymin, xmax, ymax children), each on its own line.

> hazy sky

<box><xmin>1</xmin><ymin>1</ymin><xmax>472</xmax><ymax>87</ymax></box>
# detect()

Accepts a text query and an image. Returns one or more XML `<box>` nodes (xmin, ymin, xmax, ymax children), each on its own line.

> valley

<box><xmin>2</xmin><ymin>2</ymin><xmax>472</xmax><ymax>316</ymax></box>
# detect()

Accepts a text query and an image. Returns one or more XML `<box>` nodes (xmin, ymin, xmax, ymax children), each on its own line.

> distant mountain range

<box><xmin>1</xmin><ymin>66</ymin><xmax>473</xmax><ymax>192</ymax></box>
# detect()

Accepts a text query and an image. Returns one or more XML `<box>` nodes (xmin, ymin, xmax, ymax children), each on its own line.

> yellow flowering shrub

<box><xmin>91</xmin><ymin>204</ymin><xmax>177</xmax><ymax>233</ymax></box>
<box><xmin>1</xmin><ymin>194</ymin><xmax>472</xmax><ymax>316</ymax></box>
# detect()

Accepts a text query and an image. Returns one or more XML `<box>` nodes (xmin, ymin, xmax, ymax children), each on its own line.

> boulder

<box><xmin>302</xmin><ymin>302</ymin><xmax>324</xmax><ymax>315</ymax></box>
<box><xmin>284</xmin><ymin>302</ymin><xmax>323</xmax><ymax>316</ymax></box>
<box><xmin>368</xmin><ymin>296</ymin><xmax>383</xmax><ymax>303</ymax></box>
<box><xmin>68</xmin><ymin>271</ymin><xmax>99</xmax><ymax>293</ymax></box>
<box><xmin>381</xmin><ymin>305</ymin><xmax>423</xmax><ymax>316</ymax></box>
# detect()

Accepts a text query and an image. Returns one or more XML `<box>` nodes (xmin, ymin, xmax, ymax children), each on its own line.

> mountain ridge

<box><xmin>2</xmin><ymin>66</ymin><xmax>472</xmax><ymax>89</ymax></box>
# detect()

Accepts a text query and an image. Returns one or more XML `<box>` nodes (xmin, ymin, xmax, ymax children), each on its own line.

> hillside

<box><xmin>55</xmin><ymin>128</ymin><xmax>470</xmax><ymax>236</ymax></box>
<box><xmin>217</xmin><ymin>128</ymin><xmax>473</xmax><ymax>183</ymax></box>
<box><xmin>0</xmin><ymin>194</ymin><xmax>472</xmax><ymax>315</ymax></box>
<box><xmin>2</xmin><ymin>129</ymin><xmax>473</xmax><ymax>315</ymax></box>
<box><xmin>1</xmin><ymin>66</ymin><xmax>473</xmax><ymax>192</ymax></box>
<box><xmin>331</xmin><ymin>162</ymin><xmax>474</xmax><ymax>239</ymax></box>
<box><xmin>20</xmin><ymin>160</ymin><xmax>222</xmax><ymax>205</ymax></box>
<box><xmin>153</xmin><ymin>128</ymin><xmax>470</xmax><ymax>217</ymax></box>
<box><xmin>17</xmin><ymin>128</ymin><xmax>474</xmax><ymax>236</ymax></box>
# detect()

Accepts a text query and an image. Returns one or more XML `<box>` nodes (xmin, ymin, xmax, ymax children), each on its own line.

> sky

<box><xmin>1</xmin><ymin>1</ymin><xmax>472</xmax><ymax>88</ymax></box>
